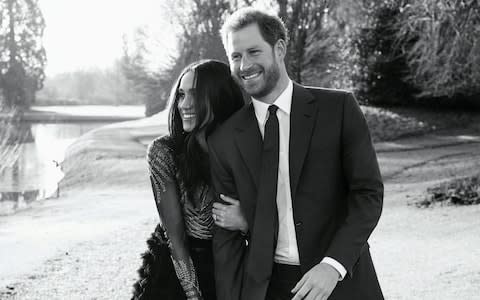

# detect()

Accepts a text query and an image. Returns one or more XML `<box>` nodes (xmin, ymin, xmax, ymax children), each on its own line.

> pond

<box><xmin>0</xmin><ymin>105</ymin><xmax>144</xmax><ymax>215</ymax></box>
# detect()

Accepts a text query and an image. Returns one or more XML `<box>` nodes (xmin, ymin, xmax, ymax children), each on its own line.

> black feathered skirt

<box><xmin>131</xmin><ymin>224</ymin><xmax>216</xmax><ymax>300</ymax></box>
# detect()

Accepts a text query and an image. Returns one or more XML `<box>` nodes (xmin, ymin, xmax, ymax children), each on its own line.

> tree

<box><xmin>122</xmin><ymin>0</ymin><xmax>251</xmax><ymax>116</ymax></box>
<box><xmin>396</xmin><ymin>0</ymin><xmax>480</xmax><ymax>102</ymax></box>
<box><xmin>123</xmin><ymin>0</ymin><xmax>364</xmax><ymax>113</ymax></box>
<box><xmin>275</xmin><ymin>0</ymin><xmax>330</xmax><ymax>84</ymax></box>
<box><xmin>354</xmin><ymin>0</ymin><xmax>419</xmax><ymax>105</ymax></box>
<box><xmin>36</xmin><ymin>62</ymin><xmax>143</xmax><ymax>105</ymax></box>
<box><xmin>264</xmin><ymin>0</ymin><xmax>363</xmax><ymax>88</ymax></box>
<box><xmin>0</xmin><ymin>0</ymin><xmax>46</xmax><ymax>111</ymax></box>
<box><xmin>121</xmin><ymin>27</ymin><xmax>177</xmax><ymax>116</ymax></box>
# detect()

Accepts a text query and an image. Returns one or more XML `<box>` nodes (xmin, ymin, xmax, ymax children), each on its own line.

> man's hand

<box><xmin>291</xmin><ymin>262</ymin><xmax>339</xmax><ymax>300</ymax></box>
<box><xmin>212</xmin><ymin>194</ymin><xmax>248</xmax><ymax>233</ymax></box>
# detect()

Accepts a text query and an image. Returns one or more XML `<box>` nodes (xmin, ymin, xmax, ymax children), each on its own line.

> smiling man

<box><xmin>208</xmin><ymin>7</ymin><xmax>384</xmax><ymax>300</ymax></box>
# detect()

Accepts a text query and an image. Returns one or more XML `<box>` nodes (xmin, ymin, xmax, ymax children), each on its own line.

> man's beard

<box><xmin>236</xmin><ymin>61</ymin><xmax>280</xmax><ymax>99</ymax></box>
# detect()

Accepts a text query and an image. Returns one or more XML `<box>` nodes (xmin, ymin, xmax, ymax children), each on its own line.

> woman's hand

<box><xmin>212</xmin><ymin>195</ymin><xmax>248</xmax><ymax>233</ymax></box>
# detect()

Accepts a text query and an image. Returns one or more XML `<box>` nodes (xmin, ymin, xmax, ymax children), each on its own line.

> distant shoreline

<box><xmin>0</xmin><ymin>105</ymin><xmax>145</xmax><ymax>123</ymax></box>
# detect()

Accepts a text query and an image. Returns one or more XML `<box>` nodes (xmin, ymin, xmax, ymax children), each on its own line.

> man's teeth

<box><xmin>243</xmin><ymin>72</ymin><xmax>261</xmax><ymax>80</ymax></box>
<box><xmin>183</xmin><ymin>113</ymin><xmax>195</xmax><ymax>118</ymax></box>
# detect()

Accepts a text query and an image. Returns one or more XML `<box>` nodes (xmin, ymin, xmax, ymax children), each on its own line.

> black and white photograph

<box><xmin>1</xmin><ymin>0</ymin><xmax>479</xmax><ymax>299</ymax></box>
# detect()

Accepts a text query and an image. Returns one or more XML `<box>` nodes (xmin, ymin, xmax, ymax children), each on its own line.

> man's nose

<box><xmin>240</xmin><ymin>55</ymin><xmax>252</xmax><ymax>72</ymax></box>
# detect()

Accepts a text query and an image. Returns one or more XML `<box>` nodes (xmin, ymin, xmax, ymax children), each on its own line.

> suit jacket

<box><xmin>207</xmin><ymin>84</ymin><xmax>384</xmax><ymax>300</ymax></box>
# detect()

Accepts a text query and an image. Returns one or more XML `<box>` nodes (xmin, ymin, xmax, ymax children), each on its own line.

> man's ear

<box><xmin>274</xmin><ymin>39</ymin><xmax>287</xmax><ymax>60</ymax></box>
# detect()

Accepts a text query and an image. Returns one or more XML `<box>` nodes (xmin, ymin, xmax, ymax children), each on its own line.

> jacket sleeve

<box><xmin>208</xmin><ymin>136</ymin><xmax>247</xmax><ymax>300</ymax></box>
<box><xmin>324</xmin><ymin>92</ymin><xmax>383</xmax><ymax>277</ymax></box>
<box><xmin>147</xmin><ymin>139</ymin><xmax>202</xmax><ymax>299</ymax></box>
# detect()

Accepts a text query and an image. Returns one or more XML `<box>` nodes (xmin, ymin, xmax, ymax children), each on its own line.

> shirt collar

<box><xmin>251</xmin><ymin>80</ymin><xmax>293</xmax><ymax>124</ymax></box>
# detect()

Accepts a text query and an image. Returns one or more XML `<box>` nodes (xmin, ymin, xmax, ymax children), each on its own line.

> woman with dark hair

<box><xmin>132</xmin><ymin>60</ymin><xmax>247</xmax><ymax>300</ymax></box>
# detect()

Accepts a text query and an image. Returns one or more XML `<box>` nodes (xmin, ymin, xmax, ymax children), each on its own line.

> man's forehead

<box><xmin>226</xmin><ymin>24</ymin><xmax>266</xmax><ymax>51</ymax></box>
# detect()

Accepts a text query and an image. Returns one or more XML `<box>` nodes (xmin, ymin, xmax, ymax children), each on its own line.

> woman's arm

<box><xmin>148</xmin><ymin>139</ymin><xmax>202</xmax><ymax>300</ymax></box>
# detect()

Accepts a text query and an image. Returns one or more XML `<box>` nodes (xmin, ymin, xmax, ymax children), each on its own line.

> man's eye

<box><xmin>231</xmin><ymin>55</ymin><xmax>241</xmax><ymax>61</ymax></box>
<box><xmin>178</xmin><ymin>92</ymin><xmax>185</xmax><ymax>99</ymax></box>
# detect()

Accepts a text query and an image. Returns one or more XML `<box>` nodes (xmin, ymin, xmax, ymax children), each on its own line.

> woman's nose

<box><xmin>179</xmin><ymin>95</ymin><xmax>194</xmax><ymax>109</ymax></box>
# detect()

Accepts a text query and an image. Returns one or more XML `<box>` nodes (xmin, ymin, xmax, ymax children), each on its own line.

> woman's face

<box><xmin>177</xmin><ymin>71</ymin><xmax>197</xmax><ymax>133</ymax></box>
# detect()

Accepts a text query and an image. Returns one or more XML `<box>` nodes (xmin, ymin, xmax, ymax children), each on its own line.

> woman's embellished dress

<box><xmin>146</xmin><ymin>136</ymin><xmax>216</xmax><ymax>300</ymax></box>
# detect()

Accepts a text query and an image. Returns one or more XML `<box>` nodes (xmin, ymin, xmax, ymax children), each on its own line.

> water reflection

<box><xmin>0</xmin><ymin>122</ymin><xmax>100</xmax><ymax>215</ymax></box>
<box><xmin>2</xmin><ymin>122</ymin><xmax>34</xmax><ymax>145</ymax></box>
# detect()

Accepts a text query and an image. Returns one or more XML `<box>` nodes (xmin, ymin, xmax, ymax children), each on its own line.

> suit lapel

<box><xmin>289</xmin><ymin>84</ymin><xmax>318</xmax><ymax>200</ymax></box>
<box><xmin>234</xmin><ymin>104</ymin><xmax>263</xmax><ymax>189</ymax></box>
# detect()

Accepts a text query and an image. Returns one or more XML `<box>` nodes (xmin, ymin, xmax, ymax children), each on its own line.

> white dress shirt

<box><xmin>251</xmin><ymin>80</ymin><xmax>347</xmax><ymax>280</ymax></box>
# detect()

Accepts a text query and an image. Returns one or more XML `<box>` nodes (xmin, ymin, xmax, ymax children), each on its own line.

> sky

<box><xmin>39</xmin><ymin>0</ymin><xmax>176</xmax><ymax>76</ymax></box>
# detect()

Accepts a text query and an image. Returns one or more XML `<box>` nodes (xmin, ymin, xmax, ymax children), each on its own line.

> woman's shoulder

<box><xmin>148</xmin><ymin>135</ymin><xmax>174</xmax><ymax>154</ymax></box>
<box><xmin>147</xmin><ymin>135</ymin><xmax>176</xmax><ymax>163</ymax></box>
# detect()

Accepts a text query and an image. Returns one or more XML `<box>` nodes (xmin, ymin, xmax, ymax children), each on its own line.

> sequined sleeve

<box><xmin>147</xmin><ymin>136</ymin><xmax>202</xmax><ymax>299</ymax></box>
<box><xmin>147</xmin><ymin>137</ymin><xmax>176</xmax><ymax>193</ymax></box>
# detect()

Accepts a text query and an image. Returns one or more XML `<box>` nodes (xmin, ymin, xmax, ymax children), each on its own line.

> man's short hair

<box><xmin>221</xmin><ymin>7</ymin><xmax>289</xmax><ymax>49</ymax></box>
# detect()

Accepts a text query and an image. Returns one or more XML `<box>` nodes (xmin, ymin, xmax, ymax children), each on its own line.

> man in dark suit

<box><xmin>208</xmin><ymin>7</ymin><xmax>384</xmax><ymax>300</ymax></box>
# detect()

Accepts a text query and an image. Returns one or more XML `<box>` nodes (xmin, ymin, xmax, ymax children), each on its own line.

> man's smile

<box><xmin>241</xmin><ymin>71</ymin><xmax>262</xmax><ymax>81</ymax></box>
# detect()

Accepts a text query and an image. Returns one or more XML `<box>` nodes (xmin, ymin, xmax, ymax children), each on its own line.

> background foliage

<box><xmin>0</xmin><ymin>0</ymin><xmax>46</xmax><ymax>111</ymax></box>
<box><xmin>355</xmin><ymin>0</ymin><xmax>479</xmax><ymax>106</ymax></box>
<box><xmin>2</xmin><ymin>0</ymin><xmax>478</xmax><ymax>114</ymax></box>
<box><xmin>354</xmin><ymin>0</ymin><xmax>419</xmax><ymax>105</ymax></box>
<box><xmin>37</xmin><ymin>61</ymin><xmax>142</xmax><ymax>106</ymax></box>
<box><xmin>397</xmin><ymin>0</ymin><xmax>480</xmax><ymax>101</ymax></box>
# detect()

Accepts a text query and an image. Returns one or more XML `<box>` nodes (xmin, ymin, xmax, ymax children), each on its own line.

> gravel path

<box><xmin>372</xmin><ymin>131</ymin><xmax>480</xmax><ymax>299</ymax></box>
<box><xmin>2</xmin><ymin>126</ymin><xmax>480</xmax><ymax>299</ymax></box>
<box><xmin>0</xmin><ymin>184</ymin><xmax>158</xmax><ymax>300</ymax></box>
<box><xmin>2</xmin><ymin>215</ymin><xmax>157</xmax><ymax>300</ymax></box>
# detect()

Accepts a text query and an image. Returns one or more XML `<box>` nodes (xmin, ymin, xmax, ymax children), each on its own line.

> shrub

<box><xmin>417</xmin><ymin>175</ymin><xmax>480</xmax><ymax>207</ymax></box>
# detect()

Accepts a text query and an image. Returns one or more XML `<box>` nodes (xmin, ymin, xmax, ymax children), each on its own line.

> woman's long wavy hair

<box><xmin>167</xmin><ymin>60</ymin><xmax>244</xmax><ymax>200</ymax></box>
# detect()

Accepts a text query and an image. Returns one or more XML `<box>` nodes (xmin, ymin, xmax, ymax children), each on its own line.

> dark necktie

<box><xmin>247</xmin><ymin>104</ymin><xmax>280</xmax><ymax>283</ymax></box>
